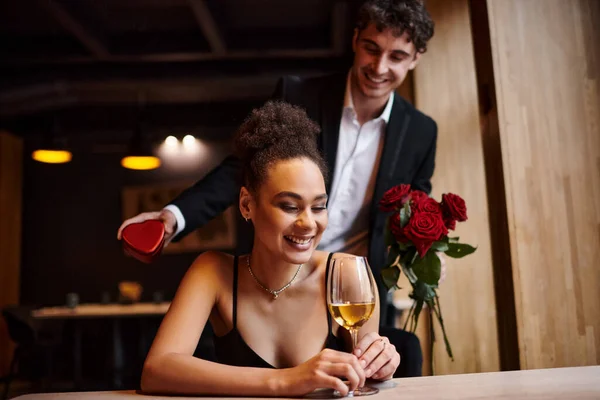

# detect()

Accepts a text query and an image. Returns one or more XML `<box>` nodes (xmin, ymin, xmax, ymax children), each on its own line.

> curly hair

<box><xmin>234</xmin><ymin>101</ymin><xmax>328</xmax><ymax>194</ymax></box>
<box><xmin>356</xmin><ymin>0</ymin><xmax>434</xmax><ymax>54</ymax></box>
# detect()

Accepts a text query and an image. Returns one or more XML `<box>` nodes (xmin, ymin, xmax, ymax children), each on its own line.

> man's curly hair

<box><xmin>356</xmin><ymin>0</ymin><xmax>434</xmax><ymax>54</ymax></box>
<box><xmin>234</xmin><ymin>101</ymin><xmax>328</xmax><ymax>193</ymax></box>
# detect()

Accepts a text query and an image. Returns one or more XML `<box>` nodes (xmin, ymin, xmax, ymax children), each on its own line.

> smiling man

<box><xmin>118</xmin><ymin>0</ymin><xmax>435</xmax><ymax>378</ymax></box>
<box><xmin>350</xmin><ymin>20</ymin><xmax>424</xmax><ymax>125</ymax></box>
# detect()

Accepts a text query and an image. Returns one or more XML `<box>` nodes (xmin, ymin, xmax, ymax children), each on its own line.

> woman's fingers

<box><xmin>353</xmin><ymin>334</ymin><xmax>400</xmax><ymax>379</ymax></box>
<box><xmin>353</xmin><ymin>331</ymin><xmax>379</xmax><ymax>358</ymax></box>
<box><xmin>323</xmin><ymin>362</ymin><xmax>361</xmax><ymax>392</ymax></box>
<box><xmin>314</xmin><ymin>371</ymin><xmax>349</xmax><ymax>396</ymax></box>
<box><xmin>371</xmin><ymin>352</ymin><xmax>400</xmax><ymax>380</ymax></box>
<box><xmin>359</xmin><ymin>337</ymin><xmax>388</xmax><ymax>368</ymax></box>
<box><xmin>330</xmin><ymin>352</ymin><xmax>366</xmax><ymax>387</ymax></box>
<box><xmin>313</xmin><ymin>349</ymin><xmax>366</xmax><ymax>391</ymax></box>
<box><xmin>364</xmin><ymin>340</ymin><xmax>394</xmax><ymax>377</ymax></box>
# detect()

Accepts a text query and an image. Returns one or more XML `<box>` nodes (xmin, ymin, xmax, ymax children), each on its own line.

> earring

<box><xmin>245</xmin><ymin>216</ymin><xmax>250</xmax><ymax>222</ymax></box>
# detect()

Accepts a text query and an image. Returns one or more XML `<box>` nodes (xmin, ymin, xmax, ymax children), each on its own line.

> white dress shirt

<box><xmin>317</xmin><ymin>74</ymin><xmax>394</xmax><ymax>256</ymax></box>
<box><xmin>167</xmin><ymin>73</ymin><xmax>394</xmax><ymax>256</ymax></box>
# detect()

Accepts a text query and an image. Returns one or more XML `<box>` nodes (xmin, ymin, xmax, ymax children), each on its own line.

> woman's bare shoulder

<box><xmin>330</xmin><ymin>252</ymin><xmax>359</xmax><ymax>260</ymax></box>
<box><xmin>312</xmin><ymin>250</ymin><xmax>332</xmax><ymax>266</ymax></box>
<box><xmin>187</xmin><ymin>251</ymin><xmax>235</xmax><ymax>281</ymax></box>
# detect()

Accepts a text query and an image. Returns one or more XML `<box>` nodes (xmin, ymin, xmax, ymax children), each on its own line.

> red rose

<box><xmin>441</xmin><ymin>193</ymin><xmax>468</xmax><ymax>222</ymax></box>
<box><xmin>408</xmin><ymin>190</ymin><xmax>428</xmax><ymax>207</ymax></box>
<box><xmin>379</xmin><ymin>184</ymin><xmax>411</xmax><ymax>212</ymax></box>
<box><xmin>444</xmin><ymin>217</ymin><xmax>456</xmax><ymax>230</ymax></box>
<box><xmin>413</xmin><ymin>197</ymin><xmax>442</xmax><ymax>215</ymax></box>
<box><xmin>404</xmin><ymin>211</ymin><xmax>448</xmax><ymax>257</ymax></box>
<box><xmin>389</xmin><ymin>212</ymin><xmax>409</xmax><ymax>243</ymax></box>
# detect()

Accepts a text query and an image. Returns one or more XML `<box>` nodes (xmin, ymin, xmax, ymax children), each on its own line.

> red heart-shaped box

<box><xmin>122</xmin><ymin>220</ymin><xmax>165</xmax><ymax>264</ymax></box>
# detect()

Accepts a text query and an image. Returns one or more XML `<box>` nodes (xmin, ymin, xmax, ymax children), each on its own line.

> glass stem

<box><xmin>350</xmin><ymin>328</ymin><xmax>358</xmax><ymax>350</ymax></box>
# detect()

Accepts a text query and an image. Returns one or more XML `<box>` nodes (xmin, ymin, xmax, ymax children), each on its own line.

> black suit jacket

<box><xmin>170</xmin><ymin>73</ymin><xmax>438</xmax><ymax>312</ymax></box>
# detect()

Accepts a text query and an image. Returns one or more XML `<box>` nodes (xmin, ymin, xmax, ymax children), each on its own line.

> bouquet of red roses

<box><xmin>379</xmin><ymin>184</ymin><xmax>476</xmax><ymax>360</ymax></box>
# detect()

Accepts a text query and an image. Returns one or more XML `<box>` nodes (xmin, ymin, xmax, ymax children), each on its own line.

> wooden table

<box><xmin>31</xmin><ymin>303</ymin><xmax>171</xmax><ymax>388</ymax></box>
<box><xmin>12</xmin><ymin>366</ymin><xmax>600</xmax><ymax>399</ymax></box>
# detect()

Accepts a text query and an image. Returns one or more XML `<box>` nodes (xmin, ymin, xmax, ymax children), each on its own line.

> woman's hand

<box><xmin>277</xmin><ymin>349</ymin><xmax>365</xmax><ymax>396</ymax></box>
<box><xmin>353</xmin><ymin>332</ymin><xmax>400</xmax><ymax>381</ymax></box>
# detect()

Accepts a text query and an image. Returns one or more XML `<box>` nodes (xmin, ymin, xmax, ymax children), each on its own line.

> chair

<box><xmin>1</xmin><ymin>306</ymin><xmax>61</xmax><ymax>400</ymax></box>
<box><xmin>1</xmin><ymin>306</ymin><xmax>36</xmax><ymax>400</ymax></box>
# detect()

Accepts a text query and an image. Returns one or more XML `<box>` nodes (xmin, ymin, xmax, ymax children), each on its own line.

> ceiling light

<box><xmin>121</xmin><ymin>156</ymin><xmax>161</xmax><ymax>170</ymax></box>
<box><xmin>32</xmin><ymin>149</ymin><xmax>72</xmax><ymax>164</ymax></box>
<box><xmin>32</xmin><ymin>120</ymin><xmax>72</xmax><ymax>164</ymax></box>
<box><xmin>182</xmin><ymin>134</ymin><xmax>196</xmax><ymax>147</ymax></box>
<box><xmin>165</xmin><ymin>135</ymin><xmax>178</xmax><ymax>146</ymax></box>
<box><xmin>121</xmin><ymin>123</ymin><xmax>161</xmax><ymax>170</ymax></box>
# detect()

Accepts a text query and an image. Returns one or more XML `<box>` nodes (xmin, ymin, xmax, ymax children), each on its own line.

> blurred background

<box><xmin>0</xmin><ymin>0</ymin><xmax>598</xmax><ymax>398</ymax></box>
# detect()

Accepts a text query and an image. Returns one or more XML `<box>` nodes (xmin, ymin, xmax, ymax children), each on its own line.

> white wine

<box><xmin>328</xmin><ymin>302</ymin><xmax>375</xmax><ymax>329</ymax></box>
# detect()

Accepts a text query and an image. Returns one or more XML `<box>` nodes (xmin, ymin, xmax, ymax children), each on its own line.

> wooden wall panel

<box><xmin>470</xmin><ymin>0</ymin><xmax>520</xmax><ymax>371</ymax></box>
<box><xmin>413</xmin><ymin>0</ymin><xmax>500</xmax><ymax>374</ymax></box>
<box><xmin>0</xmin><ymin>131</ymin><xmax>23</xmax><ymax>375</ymax></box>
<box><xmin>488</xmin><ymin>0</ymin><xmax>600</xmax><ymax>369</ymax></box>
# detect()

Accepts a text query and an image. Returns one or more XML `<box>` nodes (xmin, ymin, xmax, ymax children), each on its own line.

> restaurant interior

<box><xmin>0</xmin><ymin>0</ymin><xmax>599</xmax><ymax>399</ymax></box>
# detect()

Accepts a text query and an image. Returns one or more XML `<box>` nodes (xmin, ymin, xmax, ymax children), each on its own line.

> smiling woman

<box><xmin>140</xmin><ymin>101</ymin><xmax>400</xmax><ymax>397</ymax></box>
<box><xmin>235</xmin><ymin>101</ymin><xmax>328</xmax><ymax>269</ymax></box>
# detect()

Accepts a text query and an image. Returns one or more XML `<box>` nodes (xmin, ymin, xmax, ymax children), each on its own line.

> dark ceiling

<box><xmin>0</xmin><ymin>0</ymin><xmax>361</xmax><ymax>139</ymax></box>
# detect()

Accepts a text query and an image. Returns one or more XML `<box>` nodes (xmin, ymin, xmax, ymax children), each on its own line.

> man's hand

<box><xmin>117</xmin><ymin>209</ymin><xmax>177</xmax><ymax>246</ymax></box>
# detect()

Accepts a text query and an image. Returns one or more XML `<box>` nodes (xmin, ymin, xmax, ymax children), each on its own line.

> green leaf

<box><xmin>385</xmin><ymin>244</ymin><xmax>400</xmax><ymax>268</ymax></box>
<box><xmin>430</xmin><ymin>240</ymin><xmax>449</xmax><ymax>252</ymax></box>
<box><xmin>399</xmin><ymin>247</ymin><xmax>418</xmax><ymax>267</ymax></box>
<box><xmin>398</xmin><ymin>241</ymin><xmax>412</xmax><ymax>252</ymax></box>
<box><xmin>445</xmin><ymin>242</ymin><xmax>477</xmax><ymax>258</ymax></box>
<box><xmin>400</xmin><ymin>202</ymin><xmax>411</xmax><ymax>228</ymax></box>
<box><xmin>381</xmin><ymin>266</ymin><xmax>401</xmax><ymax>291</ymax></box>
<box><xmin>426</xmin><ymin>285</ymin><xmax>437</xmax><ymax>300</ymax></box>
<box><xmin>448</xmin><ymin>237</ymin><xmax>460</xmax><ymax>243</ymax></box>
<box><xmin>411</xmin><ymin>299</ymin><xmax>424</xmax><ymax>332</ymax></box>
<box><xmin>411</xmin><ymin>250</ymin><xmax>441</xmax><ymax>285</ymax></box>
<box><xmin>409</xmin><ymin>280</ymin><xmax>436</xmax><ymax>302</ymax></box>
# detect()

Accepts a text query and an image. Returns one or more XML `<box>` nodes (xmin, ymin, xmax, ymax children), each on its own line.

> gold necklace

<box><xmin>246</xmin><ymin>255</ymin><xmax>303</xmax><ymax>299</ymax></box>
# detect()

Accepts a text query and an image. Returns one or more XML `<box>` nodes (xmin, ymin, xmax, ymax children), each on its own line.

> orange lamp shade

<box><xmin>32</xmin><ymin>149</ymin><xmax>72</xmax><ymax>164</ymax></box>
<box><xmin>120</xmin><ymin>156</ymin><xmax>161</xmax><ymax>170</ymax></box>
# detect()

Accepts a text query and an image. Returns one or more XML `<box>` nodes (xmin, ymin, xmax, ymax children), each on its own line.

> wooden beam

<box><xmin>0</xmin><ymin>82</ymin><xmax>78</xmax><ymax>117</ymax></box>
<box><xmin>0</xmin><ymin>76</ymin><xmax>279</xmax><ymax>117</ymax></box>
<box><xmin>0</xmin><ymin>48</ymin><xmax>339</xmax><ymax>66</ymax></box>
<box><xmin>41</xmin><ymin>0</ymin><xmax>110</xmax><ymax>59</ymax></box>
<box><xmin>187</xmin><ymin>0</ymin><xmax>226</xmax><ymax>54</ymax></box>
<box><xmin>71</xmin><ymin>77</ymin><xmax>277</xmax><ymax>104</ymax></box>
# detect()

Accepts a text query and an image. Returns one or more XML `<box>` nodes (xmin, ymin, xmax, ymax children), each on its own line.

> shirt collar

<box><xmin>343</xmin><ymin>71</ymin><xmax>395</xmax><ymax>124</ymax></box>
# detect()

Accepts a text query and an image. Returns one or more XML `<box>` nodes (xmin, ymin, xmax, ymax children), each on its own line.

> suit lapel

<box><xmin>319</xmin><ymin>74</ymin><xmax>346</xmax><ymax>193</ymax></box>
<box><xmin>372</xmin><ymin>96</ymin><xmax>411</xmax><ymax>210</ymax></box>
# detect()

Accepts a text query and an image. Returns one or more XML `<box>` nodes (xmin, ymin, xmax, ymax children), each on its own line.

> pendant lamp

<box><xmin>121</xmin><ymin>122</ymin><xmax>161</xmax><ymax>170</ymax></box>
<box><xmin>32</xmin><ymin>120</ymin><xmax>72</xmax><ymax>164</ymax></box>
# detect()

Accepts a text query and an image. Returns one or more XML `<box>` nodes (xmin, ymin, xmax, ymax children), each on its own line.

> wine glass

<box><xmin>327</xmin><ymin>256</ymin><xmax>379</xmax><ymax>397</ymax></box>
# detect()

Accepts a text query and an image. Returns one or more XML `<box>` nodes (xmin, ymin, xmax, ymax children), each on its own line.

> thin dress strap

<box><xmin>325</xmin><ymin>252</ymin><xmax>335</xmax><ymax>332</ymax></box>
<box><xmin>233</xmin><ymin>255</ymin><xmax>239</xmax><ymax>329</ymax></box>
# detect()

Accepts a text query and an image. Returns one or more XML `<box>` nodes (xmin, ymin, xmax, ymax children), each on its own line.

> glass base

<box><xmin>334</xmin><ymin>386</ymin><xmax>379</xmax><ymax>397</ymax></box>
